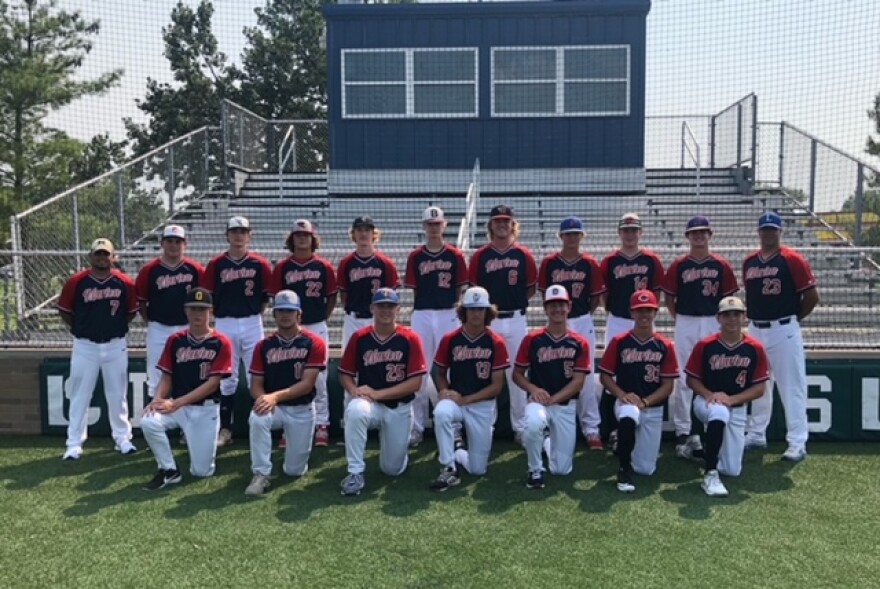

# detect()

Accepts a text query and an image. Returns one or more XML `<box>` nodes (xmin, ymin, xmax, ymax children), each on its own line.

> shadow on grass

<box><xmin>0</xmin><ymin>443</ymin><xmax>146</xmax><ymax>490</ymax></box>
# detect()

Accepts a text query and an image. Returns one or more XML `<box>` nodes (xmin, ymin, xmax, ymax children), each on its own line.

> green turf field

<box><xmin>1</xmin><ymin>436</ymin><xmax>878</xmax><ymax>588</ymax></box>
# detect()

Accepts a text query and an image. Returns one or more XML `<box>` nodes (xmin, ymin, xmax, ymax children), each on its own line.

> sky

<box><xmin>45</xmin><ymin>0</ymin><xmax>880</xmax><ymax>201</ymax></box>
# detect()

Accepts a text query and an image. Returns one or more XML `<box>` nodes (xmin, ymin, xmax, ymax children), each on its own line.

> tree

<box><xmin>0</xmin><ymin>0</ymin><xmax>121</xmax><ymax>233</ymax></box>
<box><xmin>867</xmin><ymin>92</ymin><xmax>880</xmax><ymax>171</ymax></box>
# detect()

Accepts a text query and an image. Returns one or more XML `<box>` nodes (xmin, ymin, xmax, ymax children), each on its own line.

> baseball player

<box><xmin>661</xmin><ymin>215</ymin><xmax>738</xmax><ymax>461</ymax></box>
<box><xmin>469</xmin><ymin>204</ymin><xmax>537</xmax><ymax>443</ymax></box>
<box><xmin>430</xmin><ymin>286</ymin><xmax>509</xmax><ymax>491</ymax></box>
<box><xmin>271</xmin><ymin>219</ymin><xmax>337</xmax><ymax>447</ymax></box>
<box><xmin>57</xmin><ymin>238</ymin><xmax>139</xmax><ymax>460</ymax></box>
<box><xmin>337</xmin><ymin>288</ymin><xmax>426</xmax><ymax>496</ymax></box>
<box><xmin>599</xmin><ymin>213</ymin><xmax>664</xmax><ymax>444</ymax></box>
<box><xmin>140</xmin><ymin>288</ymin><xmax>233</xmax><ymax>490</ymax></box>
<box><xmin>513</xmin><ymin>285</ymin><xmax>591</xmax><ymax>489</ymax></box>
<box><xmin>135</xmin><ymin>224</ymin><xmax>204</xmax><ymax>399</ymax></box>
<box><xmin>742</xmin><ymin>212</ymin><xmax>819</xmax><ymax>461</ymax></box>
<box><xmin>404</xmin><ymin>206</ymin><xmax>468</xmax><ymax>447</ymax></box>
<box><xmin>599</xmin><ymin>290</ymin><xmax>678</xmax><ymax>493</ymax></box>
<box><xmin>203</xmin><ymin>216</ymin><xmax>272</xmax><ymax>447</ymax></box>
<box><xmin>685</xmin><ymin>296</ymin><xmax>770</xmax><ymax>496</ymax></box>
<box><xmin>538</xmin><ymin>216</ymin><xmax>605</xmax><ymax>450</ymax></box>
<box><xmin>245</xmin><ymin>290</ymin><xmax>327</xmax><ymax>497</ymax></box>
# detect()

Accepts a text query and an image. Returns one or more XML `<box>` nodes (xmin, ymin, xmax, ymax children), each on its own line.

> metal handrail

<box><xmin>681</xmin><ymin>122</ymin><xmax>702</xmax><ymax>199</ymax></box>
<box><xmin>713</xmin><ymin>92</ymin><xmax>756</xmax><ymax>119</ymax></box>
<box><xmin>778</xmin><ymin>121</ymin><xmax>880</xmax><ymax>176</ymax></box>
<box><xmin>458</xmin><ymin>159</ymin><xmax>480</xmax><ymax>250</ymax></box>
<box><xmin>278</xmin><ymin>125</ymin><xmax>296</xmax><ymax>199</ymax></box>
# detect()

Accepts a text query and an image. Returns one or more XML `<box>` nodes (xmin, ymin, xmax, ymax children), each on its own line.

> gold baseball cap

<box><xmin>89</xmin><ymin>238</ymin><xmax>115</xmax><ymax>254</ymax></box>
<box><xmin>718</xmin><ymin>296</ymin><xmax>746</xmax><ymax>313</ymax></box>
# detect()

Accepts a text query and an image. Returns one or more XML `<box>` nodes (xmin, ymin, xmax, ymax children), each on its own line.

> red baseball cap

<box><xmin>630</xmin><ymin>289</ymin><xmax>658</xmax><ymax>310</ymax></box>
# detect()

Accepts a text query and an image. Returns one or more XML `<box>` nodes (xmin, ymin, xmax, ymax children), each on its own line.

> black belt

<box><xmin>348</xmin><ymin>311</ymin><xmax>372</xmax><ymax>319</ymax></box>
<box><xmin>752</xmin><ymin>317</ymin><xmax>793</xmax><ymax>329</ymax></box>
<box><xmin>497</xmin><ymin>309</ymin><xmax>525</xmax><ymax>319</ymax></box>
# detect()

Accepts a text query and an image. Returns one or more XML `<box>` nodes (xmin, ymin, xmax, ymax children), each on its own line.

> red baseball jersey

<box><xmin>338</xmin><ymin>326</ymin><xmax>426</xmax><ymax>407</ymax></box>
<box><xmin>203</xmin><ymin>252</ymin><xmax>273</xmax><ymax>318</ymax></box>
<box><xmin>685</xmin><ymin>333</ymin><xmax>770</xmax><ymax>405</ymax></box>
<box><xmin>742</xmin><ymin>247</ymin><xmax>816</xmax><ymax>321</ymax></box>
<box><xmin>135</xmin><ymin>257</ymin><xmax>204</xmax><ymax>326</ymax></box>
<box><xmin>600</xmin><ymin>331</ymin><xmax>679</xmax><ymax>399</ymax></box>
<box><xmin>515</xmin><ymin>327</ymin><xmax>591</xmax><ymax>401</ymax></box>
<box><xmin>600</xmin><ymin>249</ymin><xmax>664</xmax><ymax>318</ymax></box>
<box><xmin>158</xmin><ymin>329</ymin><xmax>233</xmax><ymax>403</ymax></box>
<box><xmin>434</xmin><ymin>326</ymin><xmax>510</xmax><ymax>396</ymax></box>
<box><xmin>249</xmin><ymin>329</ymin><xmax>327</xmax><ymax>406</ymax></box>
<box><xmin>662</xmin><ymin>253</ymin><xmax>738</xmax><ymax>316</ymax></box>
<box><xmin>469</xmin><ymin>243</ymin><xmax>537</xmax><ymax>312</ymax></box>
<box><xmin>538</xmin><ymin>252</ymin><xmax>605</xmax><ymax>318</ymax></box>
<box><xmin>271</xmin><ymin>255</ymin><xmax>338</xmax><ymax>324</ymax></box>
<box><xmin>58</xmin><ymin>269</ymin><xmax>139</xmax><ymax>342</ymax></box>
<box><xmin>336</xmin><ymin>251</ymin><xmax>400</xmax><ymax>316</ymax></box>
<box><xmin>404</xmin><ymin>245</ymin><xmax>468</xmax><ymax>310</ymax></box>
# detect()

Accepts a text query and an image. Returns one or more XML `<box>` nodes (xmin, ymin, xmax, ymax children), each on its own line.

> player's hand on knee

<box><xmin>440</xmin><ymin>389</ymin><xmax>463</xmax><ymax>405</ymax></box>
<box><xmin>529</xmin><ymin>388</ymin><xmax>552</xmax><ymax>405</ymax></box>
<box><xmin>253</xmin><ymin>394</ymin><xmax>277</xmax><ymax>415</ymax></box>
<box><xmin>355</xmin><ymin>385</ymin><xmax>376</xmax><ymax>400</ymax></box>
<box><xmin>621</xmin><ymin>392</ymin><xmax>642</xmax><ymax>406</ymax></box>
<box><xmin>709</xmin><ymin>392</ymin><xmax>732</xmax><ymax>406</ymax></box>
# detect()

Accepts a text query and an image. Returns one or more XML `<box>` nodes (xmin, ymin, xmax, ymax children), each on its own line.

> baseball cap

<box><xmin>630</xmin><ymin>289</ymin><xmax>658</xmax><ymax>310</ymax></box>
<box><xmin>89</xmin><ymin>238</ymin><xmax>114</xmax><ymax>254</ymax></box>
<box><xmin>291</xmin><ymin>219</ymin><xmax>314</xmax><ymax>234</ymax></box>
<box><xmin>559</xmin><ymin>216</ymin><xmax>585</xmax><ymax>235</ymax></box>
<box><xmin>758</xmin><ymin>212</ymin><xmax>783</xmax><ymax>230</ymax></box>
<box><xmin>489</xmin><ymin>204</ymin><xmax>515</xmax><ymax>220</ymax></box>
<box><xmin>162</xmin><ymin>225</ymin><xmax>186</xmax><ymax>240</ymax></box>
<box><xmin>422</xmin><ymin>206</ymin><xmax>445</xmax><ymax>223</ymax></box>
<box><xmin>227</xmin><ymin>216</ymin><xmax>251</xmax><ymax>231</ymax></box>
<box><xmin>352</xmin><ymin>215</ymin><xmax>375</xmax><ymax>229</ymax></box>
<box><xmin>184</xmin><ymin>287</ymin><xmax>213</xmax><ymax>308</ymax></box>
<box><xmin>371</xmin><ymin>287</ymin><xmax>400</xmax><ymax>305</ymax></box>
<box><xmin>718</xmin><ymin>296</ymin><xmax>746</xmax><ymax>313</ymax></box>
<box><xmin>618</xmin><ymin>213</ymin><xmax>642</xmax><ymax>229</ymax></box>
<box><xmin>544</xmin><ymin>284</ymin><xmax>570</xmax><ymax>303</ymax></box>
<box><xmin>462</xmin><ymin>286</ymin><xmax>492</xmax><ymax>308</ymax></box>
<box><xmin>273</xmin><ymin>289</ymin><xmax>302</xmax><ymax>311</ymax></box>
<box><xmin>685</xmin><ymin>215</ymin><xmax>712</xmax><ymax>234</ymax></box>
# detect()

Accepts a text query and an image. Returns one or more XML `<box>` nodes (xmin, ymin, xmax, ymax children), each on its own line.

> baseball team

<box><xmin>58</xmin><ymin>204</ymin><xmax>819</xmax><ymax>497</ymax></box>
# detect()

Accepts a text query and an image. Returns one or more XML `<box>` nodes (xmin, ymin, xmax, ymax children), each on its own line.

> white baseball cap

<box><xmin>422</xmin><ymin>206</ymin><xmax>445</xmax><ymax>223</ymax></box>
<box><xmin>227</xmin><ymin>216</ymin><xmax>251</xmax><ymax>231</ymax></box>
<box><xmin>292</xmin><ymin>219</ymin><xmax>314</xmax><ymax>234</ymax></box>
<box><xmin>274</xmin><ymin>290</ymin><xmax>302</xmax><ymax>311</ymax></box>
<box><xmin>162</xmin><ymin>225</ymin><xmax>186</xmax><ymax>240</ymax></box>
<box><xmin>544</xmin><ymin>284</ymin><xmax>570</xmax><ymax>303</ymax></box>
<box><xmin>718</xmin><ymin>296</ymin><xmax>746</xmax><ymax>313</ymax></box>
<box><xmin>89</xmin><ymin>238</ymin><xmax>115</xmax><ymax>254</ymax></box>
<box><xmin>462</xmin><ymin>286</ymin><xmax>492</xmax><ymax>308</ymax></box>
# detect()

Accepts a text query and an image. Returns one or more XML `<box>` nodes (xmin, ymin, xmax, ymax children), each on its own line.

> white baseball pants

<box><xmin>145</xmin><ymin>322</ymin><xmax>185</xmax><ymax>398</ymax></box>
<box><xmin>671</xmin><ymin>314</ymin><xmax>720</xmax><ymax>437</ymax></box>
<box><xmin>249</xmin><ymin>404</ymin><xmax>315</xmax><ymax>476</ymax></box>
<box><xmin>434</xmin><ymin>398</ymin><xmax>495</xmax><ymax>475</ymax></box>
<box><xmin>492</xmin><ymin>313</ymin><xmax>528</xmax><ymax>435</ymax></box>
<box><xmin>524</xmin><ymin>402</ymin><xmax>577</xmax><ymax>475</ymax></box>
<box><xmin>141</xmin><ymin>402</ymin><xmax>220</xmax><ymax>477</ymax></box>
<box><xmin>303</xmin><ymin>321</ymin><xmax>330</xmax><ymax>427</ymax></box>
<box><xmin>216</xmin><ymin>315</ymin><xmax>263</xmax><ymax>397</ymax></box>
<box><xmin>340</xmin><ymin>313</ymin><xmax>374</xmax><ymax>418</ymax></box>
<box><xmin>604</xmin><ymin>313</ymin><xmax>636</xmax><ymax>348</ymax></box>
<box><xmin>410</xmin><ymin>308</ymin><xmax>458</xmax><ymax>434</ymax></box>
<box><xmin>614</xmin><ymin>402</ymin><xmax>664</xmax><ymax>475</ymax></box>
<box><xmin>569</xmin><ymin>314</ymin><xmax>599</xmax><ymax>436</ymax></box>
<box><xmin>344</xmin><ymin>399</ymin><xmax>412</xmax><ymax>476</ymax></box>
<box><xmin>694</xmin><ymin>396</ymin><xmax>747</xmax><ymax>477</ymax></box>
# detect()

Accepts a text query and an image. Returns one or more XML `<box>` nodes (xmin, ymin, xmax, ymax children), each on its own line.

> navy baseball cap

<box><xmin>559</xmin><ymin>216</ymin><xmax>585</xmax><ymax>235</ymax></box>
<box><xmin>685</xmin><ymin>215</ymin><xmax>712</xmax><ymax>234</ymax></box>
<box><xmin>371</xmin><ymin>288</ymin><xmax>400</xmax><ymax>305</ymax></box>
<box><xmin>274</xmin><ymin>290</ymin><xmax>301</xmax><ymax>311</ymax></box>
<box><xmin>352</xmin><ymin>215</ymin><xmax>375</xmax><ymax>229</ymax></box>
<box><xmin>184</xmin><ymin>287</ymin><xmax>213</xmax><ymax>308</ymax></box>
<box><xmin>489</xmin><ymin>204</ymin><xmax>515</xmax><ymax>220</ymax></box>
<box><xmin>758</xmin><ymin>212</ymin><xmax>783</xmax><ymax>230</ymax></box>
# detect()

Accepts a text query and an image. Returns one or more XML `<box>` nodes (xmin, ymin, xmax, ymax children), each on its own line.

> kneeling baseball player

<box><xmin>685</xmin><ymin>296</ymin><xmax>769</xmax><ymax>496</ymax></box>
<box><xmin>245</xmin><ymin>290</ymin><xmax>327</xmax><ymax>497</ymax></box>
<box><xmin>140</xmin><ymin>288</ymin><xmax>233</xmax><ymax>490</ymax></box>
<box><xmin>600</xmin><ymin>290</ymin><xmax>678</xmax><ymax>493</ymax></box>
<box><xmin>430</xmin><ymin>286</ymin><xmax>509</xmax><ymax>491</ymax></box>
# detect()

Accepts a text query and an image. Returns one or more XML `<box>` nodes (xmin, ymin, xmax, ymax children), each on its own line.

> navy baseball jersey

<box><xmin>404</xmin><ymin>245</ymin><xmax>468</xmax><ymax>310</ymax></box>
<box><xmin>249</xmin><ymin>329</ymin><xmax>327</xmax><ymax>406</ymax></box>
<box><xmin>515</xmin><ymin>328</ymin><xmax>591</xmax><ymax>401</ymax></box>
<box><xmin>600</xmin><ymin>331</ymin><xmax>679</xmax><ymax>398</ymax></box>
<box><xmin>338</xmin><ymin>326</ymin><xmax>426</xmax><ymax>407</ymax></box>
<box><xmin>538</xmin><ymin>252</ymin><xmax>605</xmax><ymax>318</ymax></box>
<box><xmin>685</xmin><ymin>333</ymin><xmax>770</xmax><ymax>405</ymax></box>
<box><xmin>135</xmin><ymin>257</ymin><xmax>204</xmax><ymax>326</ymax></box>
<box><xmin>271</xmin><ymin>255</ymin><xmax>338</xmax><ymax>324</ymax></box>
<box><xmin>58</xmin><ymin>269</ymin><xmax>139</xmax><ymax>342</ymax></box>
<box><xmin>203</xmin><ymin>253</ymin><xmax>273</xmax><ymax>318</ymax></box>
<box><xmin>337</xmin><ymin>252</ymin><xmax>400</xmax><ymax>316</ymax></box>
<box><xmin>434</xmin><ymin>327</ymin><xmax>510</xmax><ymax>396</ymax></box>
<box><xmin>600</xmin><ymin>249</ymin><xmax>664</xmax><ymax>318</ymax></box>
<box><xmin>742</xmin><ymin>247</ymin><xmax>816</xmax><ymax>321</ymax></box>
<box><xmin>662</xmin><ymin>254</ymin><xmax>738</xmax><ymax>316</ymax></box>
<box><xmin>158</xmin><ymin>329</ymin><xmax>233</xmax><ymax>403</ymax></box>
<box><xmin>469</xmin><ymin>243</ymin><xmax>537</xmax><ymax>312</ymax></box>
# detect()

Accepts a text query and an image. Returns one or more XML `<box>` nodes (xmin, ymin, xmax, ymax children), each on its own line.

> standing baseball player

<box><xmin>662</xmin><ymin>215</ymin><xmax>738</xmax><ymax>461</ymax></box>
<box><xmin>337</xmin><ymin>288</ymin><xmax>426</xmax><ymax>496</ymax></box>
<box><xmin>271</xmin><ymin>219</ymin><xmax>337</xmax><ymax>447</ymax></box>
<box><xmin>203</xmin><ymin>216</ymin><xmax>272</xmax><ymax>447</ymax></box>
<box><xmin>599</xmin><ymin>290</ymin><xmax>678</xmax><ymax>493</ymax></box>
<box><xmin>513</xmin><ymin>285</ymin><xmax>591</xmax><ymax>489</ymax></box>
<box><xmin>140</xmin><ymin>287</ymin><xmax>233</xmax><ymax>490</ymax></box>
<box><xmin>469</xmin><ymin>204</ymin><xmax>537</xmax><ymax>443</ymax></box>
<box><xmin>742</xmin><ymin>212</ymin><xmax>819</xmax><ymax>461</ymax></box>
<box><xmin>57</xmin><ymin>238</ymin><xmax>139</xmax><ymax>460</ymax></box>
<box><xmin>245</xmin><ymin>290</ymin><xmax>327</xmax><ymax>497</ymax></box>
<box><xmin>685</xmin><ymin>296</ymin><xmax>769</xmax><ymax>496</ymax></box>
<box><xmin>538</xmin><ymin>216</ymin><xmax>605</xmax><ymax>450</ymax></box>
<box><xmin>404</xmin><ymin>206</ymin><xmax>468</xmax><ymax>447</ymax></box>
<box><xmin>599</xmin><ymin>213</ymin><xmax>664</xmax><ymax>444</ymax></box>
<box><xmin>430</xmin><ymin>286</ymin><xmax>509</xmax><ymax>491</ymax></box>
<box><xmin>135</xmin><ymin>224</ymin><xmax>204</xmax><ymax>399</ymax></box>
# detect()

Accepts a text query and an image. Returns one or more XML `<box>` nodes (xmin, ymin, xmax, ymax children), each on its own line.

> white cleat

<box><xmin>115</xmin><ymin>441</ymin><xmax>138</xmax><ymax>455</ymax></box>
<box><xmin>702</xmin><ymin>469</ymin><xmax>729</xmax><ymax>497</ymax></box>
<box><xmin>782</xmin><ymin>444</ymin><xmax>807</xmax><ymax>462</ymax></box>
<box><xmin>62</xmin><ymin>446</ymin><xmax>83</xmax><ymax>461</ymax></box>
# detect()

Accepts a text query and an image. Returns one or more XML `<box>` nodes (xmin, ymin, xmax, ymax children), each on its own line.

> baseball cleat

<box><xmin>278</xmin><ymin>435</ymin><xmax>287</xmax><ymax>449</ymax></box>
<box><xmin>608</xmin><ymin>430</ymin><xmax>619</xmax><ymax>454</ymax></box>
<box><xmin>216</xmin><ymin>428</ymin><xmax>234</xmax><ymax>448</ymax></box>
<box><xmin>702</xmin><ymin>469</ymin><xmax>729</xmax><ymax>497</ymax></box>
<box><xmin>62</xmin><ymin>446</ymin><xmax>83</xmax><ymax>461</ymax></box>
<box><xmin>115</xmin><ymin>441</ymin><xmax>138</xmax><ymax>455</ymax></box>
<box><xmin>429</xmin><ymin>466</ymin><xmax>461</xmax><ymax>492</ymax></box>
<box><xmin>782</xmin><ymin>444</ymin><xmax>807</xmax><ymax>462</ymax></box>
<box><xmin>408</xmin><ymin>429</ymin><xmax>423</xmax><ymax>448</ymax></box>
<box><xmin>179</xmin><ymin>431</ymin><xmax>187</xmax><ymax>446</ymax></box>
<box><xmin>744</xmin><ymin>435</ymin><xmax>767</xmax><ymax>451</ymax></box>
<box><xmin>616</xmin><ymin>468</ymin><xmax>635</xmax><ymax>493</ymax></box>
<box><xmin>586</xmin><ymin>434</ymin><xmax>604</xmax><ymax>451</ymax></box>
<box><xmin>340</xmin><ymin>472</ymin><xmax>365</xmax><ymax>496</ymax></box>
<box><xmin>453</xmin><ymin>429</ymin><xmax>466</xmax><ymax>452</ymax></box>
<box><xmin>245</xmin><ymin>474</ymin><xmax>271</xmax><ymax>497</ymax></box>
<box><xmin>143</xmin><ymin>468</ymin><xmax>182</xmax><ymax>491</ymax></box>
<box><xmin>314</xmin><ymin>425</ymin><xmax>330</xmax><ymax>447</ymax></box>
<box><xmin>526</xmin><ymin>470</ymin><xmax>545</xmax><ymax>490</ymax></box>
<box><xmin>675</xmin><ymin>435</ymin><xmax>704</xmax><ymax>462</ymax></box>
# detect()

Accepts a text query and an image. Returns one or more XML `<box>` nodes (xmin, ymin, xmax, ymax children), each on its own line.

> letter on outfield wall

<box><xmin>863</xmin><ymin>378</ymin><xmax>880</xmax><ymax>431</ymax></box>
<box><xmin>807</xmin><ymin>375</ymin><xmax>831</xmax><ymax>433</ymax></box>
